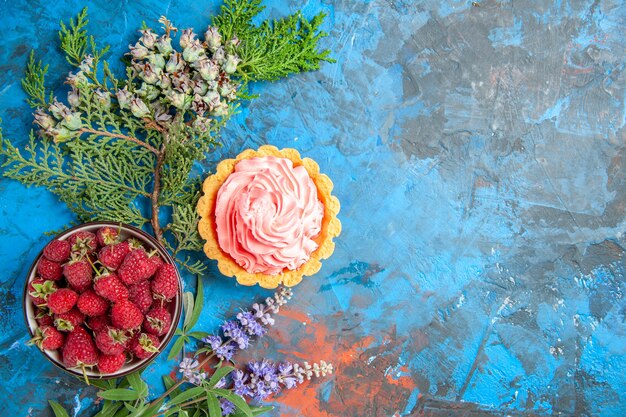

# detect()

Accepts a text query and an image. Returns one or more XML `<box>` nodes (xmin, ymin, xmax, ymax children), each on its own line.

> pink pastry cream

<box><xmin>214</xmin><ymin>156</ymin><xmax>325</xmax><ymax>275</ymax></box>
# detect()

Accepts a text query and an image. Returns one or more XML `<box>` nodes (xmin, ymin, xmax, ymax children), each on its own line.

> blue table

<box><xmin>1</xmin><ymin>1</ymin><xmax>625</xmax><ymax>416</ymax></box>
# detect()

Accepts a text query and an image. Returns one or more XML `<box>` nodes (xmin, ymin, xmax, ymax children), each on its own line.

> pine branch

<box><xmin>214</xmin><ymin>0</ymin><xmax>334</xmax><ymax>82</ymax></box>
<box><xmin>58</xmin><ymin>7</ymin><xmax>90</xmax><ymax>67</ymax></box>
<box><xmin>22</xmin><ymin>51</ymin><xmax>50</xmax><ymax>109</ymax></box>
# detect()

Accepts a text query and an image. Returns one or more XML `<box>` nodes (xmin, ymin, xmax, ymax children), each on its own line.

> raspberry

<box><xmin>28</xmin><ymin>278</ymin><xmax>57</xmax><ymax>307</ymax></box>
<box><xmin>62</xmin><ymin>326</ymin><xmax>98</xmax><ymax>369</ymax></box>
<box><xmin>96</xmin><ymin>226</ymin><xmax>119</xmax><ymax>246</ymax></box>
<box><xmin>98</xmin><ymin>352</ymin><xmax>127</xmax><ymax>374</ymax></box>
<box><xmin>143</xmin><ymin>307</ymin><xmax>172</xmax><ymax>336</ymax></box>
<box><xmin>95</xmin><ymin>326</ymin><xmax>129</xmax><ymax>355</ymax></box>
<box><xmin>118</xmin><ymin>249</ymin><xmax>154</xmax><ymax>285</ymax></box>
<box><xmin>76</xmin><ymin>289</ymin><xmax>109</xmax><ymax>317</ymax></box>
<box><xmin>48</xmin><ymin>288</ymin><xmax>79</xmax><ymax>314</ymax></box>
<box><xmin>37</xmin><ymin>258</ymin><xmax>63</xmax><ymax>281</ymax></box>
<box><xmin>28</xmin><ymin>325</ymin><xmax>65</xmax><ymax>351</ymax></box>
<box><xmin>63</xmin><ymin>256</ymin><xmax>93</xmax><ymax>293</ymax></box>
<box><xmin>37</xmin><ymin>313</ymin><xmax>55</xmax><ymax>327</ymax></box>
<box><xmin>151</xmin><ymin>264</ymin><xmax>179</xmax><ymax>302</ymax></box>
<box><xmin>130</xmin><ymin>333</ymin><xmax>160</xmax><ymax>359</ymax></box>
<box><xmin>94</xmin><ymin>272</ymin><xmax>129</xmax><ymax>303</ymax></box>
<box><xmin>54</xmin><ymin>308</ymin><xmax>85</xmax><ymax>332</ymax></box>
<box><xmin>110</xmin><ymin>300</ymin><xmax>144</xmax><ymax>330</ymax></box>
<box><xmin>98</xmin><ymin>241</ymin><xmax>130</xmax><ymax>271</ymax></box>
<box><xmin>146</xmin><ymin>253</ymin><xmax>163</xmax><ymax>276</ymax></box>
<box><xmin>128</xmin><ymin>280</ymin><xmax>153</xmax><ymax>313</ymax></box>
<box><xmin>43</xmin><ymin>239</ymin><xmax>71</xmax><ymax>262</ymax></box>
<box><xmin>87</xmin><ymin>315</ymin><xmax>111</xmax><ymax>332</ymax></box>
<box><xmin>68</xmin><ymin>231</ymin><xmax>98</xmax><ymax>255</ymax></box>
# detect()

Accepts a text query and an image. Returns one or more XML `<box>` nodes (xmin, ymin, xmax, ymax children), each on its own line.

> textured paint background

<box><xmin>0</xmin><ymin>0</ymin><xmax>625</xmax><ymax>416</ymax></box>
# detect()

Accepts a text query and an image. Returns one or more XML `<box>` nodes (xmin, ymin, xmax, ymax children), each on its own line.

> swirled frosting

<box><xmin>215</xmin><ymin>156</ymin><xmax>324</xmax><ymax>275</ymax></box>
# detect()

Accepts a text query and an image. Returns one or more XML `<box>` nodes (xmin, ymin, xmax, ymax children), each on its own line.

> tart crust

<box><xmin>197</xmin><ymin>145</ymin><xmax>341</xmax><ymax>288</ymax></box>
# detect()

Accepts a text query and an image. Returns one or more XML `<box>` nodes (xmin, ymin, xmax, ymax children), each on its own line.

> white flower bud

<box><xmin>93</xmin><ymin>89</ymin><xmax>111</xmax><ymax>109</ymax></box>
<box><xmin>179</xmin><ymin>28</ymin><xmax>196</xmax><ymax>49</ymax></box>
<box><xmin>165</xmin><ymin>52</ymin><xmax>185</xmax><ymax>73</ymax></box>
<box><xmin>67</xmin><ymin>88</ymin><xmax>80</xmax><ymax>107</ymax></box>
<box><xmin>33</xmin><ymin>109</ymin><xmax>56</xmax><ymax>130</ymax></box>
<box><xmin>204</xmin><ymin>26</ymin><xmax>222</xmax><ymax>51</ymax></box>
<box><xmin>130</xmin><ymin>96</ymin><xmax>151</xmax><ymax>118</ymax></box>
<box><xmin>139</xmin><ymin>29</ymin><xmax>158</xmax><ymax>49</ymax></box>
<box><xmin>195</xmin><ymin>58</ymin><xmax>219</xmax><ymax>81</ymax></box>
<box><xmin>182</xmin><ymin>40</ymin><xmax>205</xmax><ymax>63</ymax></box>
<box><xmin>148</xmin><ymin>53</ymin><xmax>166</xmax><ymax>70</ymax></box>
<box><xmin>129</xmin><ymin>42</ymin><xmax>150</xmax><ymax>60</ymax></box>
<box><xmin>223</xmin><ymin>55</ymin><xmax>241</xmax><ymax>74</ymax></box>
<box><xmin>116</xmin><ymin>87</ymin><xmax>132</xmax><ymax>109</ymax></box>
<box><xmin>156</xmin><ymin>35</ymin><xmax>173</xmax><ymax>56</ymax></box>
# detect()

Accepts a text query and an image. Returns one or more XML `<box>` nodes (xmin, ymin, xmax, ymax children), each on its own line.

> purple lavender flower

<box><xmin>236</xmin><ymin>311</ymin><xmax>267</xmax><ymax>337</ymax></box>
<box><xmin>179</xmin><ymin>358</ymin><xmax>199</xmax><ymax>377</ymax></box>
<box><xmin>202</xmin><ymin>335</ymin><xmax>236</xmax><ymax>361</ymax></box>
<box><xmin>232</xmin><ymin>369</ymin><xmax>252</xmax><ymax>397</ymax></box>
<box><xmin>221</xmin><ymin>321</ymin><xmax>250</xmax><ymax>349</ymax></box>
<box><xmin>219</xmin><ymin>399</ymin><xmax>235</xmax><ymax>416</ymax></box>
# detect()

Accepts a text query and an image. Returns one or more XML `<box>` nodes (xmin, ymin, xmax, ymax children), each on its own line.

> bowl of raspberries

<box><xmin>23</xmin><ymin>221</ymin><xmax>182</xmax><ymax>381</ymax></box>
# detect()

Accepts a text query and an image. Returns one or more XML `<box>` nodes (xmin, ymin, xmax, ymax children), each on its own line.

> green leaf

<box><xmin>94</xmin><ymin>401</ymin><xmax>123</xmax><ymax>417</ymax></box>
<box><xmin>182</xmin><ymin>291</ymin><xmax>194</xmax><ymax>330</ymax></box>
<box><xmin>212</xmin><ymin>389</ymin><xmax>252</xmax><ymax>417</ymax></box>
<box><xmin>185</xmin><ymin>276</ymin><xmax>204</xmax><ymax>331</ymax></box>
<box><xmin>188</xmin><ymin>331</ymin><xmax>209</xmax><ymax>340</ymax></box>
<box><xmin>168</xmin><ymin>386</ymin><xmax>206</xmax><ymax>405</ymax></box>
<box><xmin>163</xmin><ymin>407</ymin><xmax>181</xmax><ymax>417</ymax></box>
<box><xmin>90</xmin><ymin>378</ymin><xmax>116</xmax><ymax>390</ymax></box>
<box><xmin>48</xmin><ymin>400</ymin><xmax>70</xmax><ymax>417</ymax></box>
<box><xmin>167</xmin><ymin>334</ymin><xmax>187</xmax><ymax>360</ymax></box>
<box><xmin>113</xmin><ymin>409</ymin><xmax>131</xmax><ymax>417</ymax></box>
<box><xmin>126</xmin><ymin>372</ymin><xmax>148</xmax><ymax>397</ymax></box>
<box><xmin>208</xmin><ymin>366</ymin><xmax>234</xmax><ymax>387</ymax></box>
<box><xmin>98</xmin><ymin>388</ymin><xmax>141</xmax><ymax>401</ymax></box>
<box><xmin>134</xmin><ymin>399</ymin><xmax>163</xmax><ymax>417</ymax></box>
<box><xmin>251</xmin><ymin>406</ymin><xmax>274</xmax><ymax>416</ymax></box>
<box><xmin>206</xmin><ymin>392</ymin><xmax>221</xmax><ymax>417</ymax></box>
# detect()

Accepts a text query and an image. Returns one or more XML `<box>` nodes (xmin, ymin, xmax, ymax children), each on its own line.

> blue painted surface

<box><xmin>1</xmin><ymin>1</ymin><xmax>625</xmax><ymax>416</ymax></box>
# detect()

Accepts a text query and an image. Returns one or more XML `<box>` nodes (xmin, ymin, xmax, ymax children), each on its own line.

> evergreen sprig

<box><xmin>0</xmin><ymin>0</ymin><xmax>332</xmax><ymax>275</ymax></box>
<box><xmin>214</xmin><ymin>0</ymin><xmax>334</xmax><ymax>82</ymax></box>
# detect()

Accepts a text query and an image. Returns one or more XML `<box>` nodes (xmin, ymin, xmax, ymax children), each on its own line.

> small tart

<box><xmin>197</xmin><ymin>145</ymin><xmax>341</xmax><ymax>288</ymax></box>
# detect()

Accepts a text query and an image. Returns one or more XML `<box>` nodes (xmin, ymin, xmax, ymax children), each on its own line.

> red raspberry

<box><xmin>63</xmin><ymin>256</ymin><xmax>93</xmax><ymax>292</ymax></box>
<box><xmin>110</xmin><ymin>300</ymin><xmax>144</xmax><ymax>330</ymax></box>
<box><xmin>28</xmin><ymin>278</ymin><xmax>58</xmax><ymax>307</ymax></box>
<box><xmin>95</xmin><ymin>326</ymin><xmax>129</xmax><ymax>355</ymax></box>
<box><xmin>130</xmin><ymin>333</ymin><xmax>160</xmax><ymax>359</ymax></box>
<box><xmin>94</xmin><ymin>272</ymin><xmax>129</xmax><ymax>302</ymax></box>
<box><xmin>76</xmin><ymin>289</ymin><xmax>109</xmax><ymax>317</ymax></box>
<box><xmin>96</xmin><ymin>226</ymin><xmax>119</xmax><ymax>246</ymax></box>
<box><xmin>48</xmin><ymin>288</ymin><xmax>78</xmax><ymax>314</ymax></box>
<box><xmin>37</xmin><ymin>313</ymin><xmax>55</xmax><ymax>327</ymax></box>
<box><xmin>143</xmin><ymin>307</ymin><xmax>172</xmax><ymax>336</ymax></box>
<box><xmin>54</xmin><ymin>308</ymin><xmax>85</xmax><ymax>332</ymax></box>
<box><xmin>98</xmin><ymin>241</ymin><xmax>130</xmax><ymax>271</ymax></box>
<box><xmin>151</xmin><ymin>264</ymin><xmax>179</xmax><ymax>302</ymax></box>
<box><xmin>28</xmin><ymin>325</ymin><xmax>65</xmax><ymax>351</ymax></box>
<box><xmin>118</xmin><ymin>249</ymin><xmax>155</xmax><ymax>285</ymax></box>
<box><xmin>68</xmin><ymin>231</ymin><xmax>98</xmax><ymax>255</ymax></box>
<box><xmin>37</xmin><ymin>258</ymin><xmax>63</xmax><ymax>281</ymax></box>
<box><xmin>87</xmin><ymin>315</ymin><xmax>111</xmax><ymax>332</ymax></box>
<box><xmin>98</xmin><ymin>352</ymin><xmax>127</xmax><ymax>374</ymax></box>
<box><xmin>62</xmin><ymin>326</ymin><xmax>98</xmax><ymax>369</ymax></box>
<box><xmin>43</xmin><ymin>239</ymin><xmax>71</xmax><ymax>262</ymax></box>
<box><xmin>128</xmin><ymin>280</ymin><xmax>153</xmax><ymax>313</ymax></box>
<box><xmin>147</xmin><ymin>253</ymin><xmax>163</xmax><ymax>276</ymax></box>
